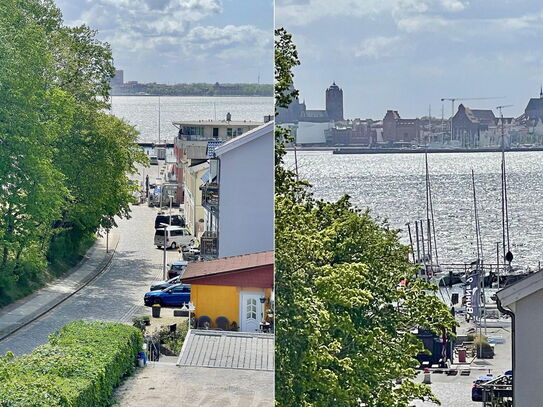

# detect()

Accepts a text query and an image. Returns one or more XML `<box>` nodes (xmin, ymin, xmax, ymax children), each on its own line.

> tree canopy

<box><xmin>274</xmin><ymin>28</ymin><xmax>456</xmax><ymax>406</ymax></box>
<box><xmin>0</xmin><ymin>0</ymin><xmax>146</xmax><ymax>306</ymax></box>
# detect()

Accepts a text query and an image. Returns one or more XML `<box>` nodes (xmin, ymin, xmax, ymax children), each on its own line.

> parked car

<box><xmin>167</xmin><ymin>260</ymin><xmax>189</xmax><ymax>280</ymax></box>
<box><xmin>144</xmin><ymin>283</ymin><xmax>191</xmax><ymax>307</ymax></box>
<box><xmin>154</xmin><ymin>226</ymin><xmax>194</xmax><ymax>249</ymax></box>
<box><xmin>472</xmin><ymin>375</ymin><xmax>493</xmax><ymax>401</ymax></box>
<box><xmin>150</xmin><ymin>275</ymin><xmax>181</xmax><ymax>291</ymax></box>
<box><xmin>154</xmin><ymin>214</ymin><xmax>185</xmax><ymax>229</ymax></box>
<box><xmin>149</xmin><ymin>155</ymin><xmax>159</xmax><ymax>165</ymax></box>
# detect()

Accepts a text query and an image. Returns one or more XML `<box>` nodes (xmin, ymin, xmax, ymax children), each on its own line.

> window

<box><xmin>246</xmin><ymin>298</ymin><xmax>257</xmax><ymax>320</ymax></box>
<box><xmin>212</xmin><ymin>127</ymin><xmax>219</xmax><ymax>138</ymax></box>
<box><xmin>237</xmin><ymin>128</ymin><xmax>243</xmax><ymax>135</ymax></box>
<box><xmin>227</xmin><ymin>128</ymin><xmax>233</xmax><ymax>137</ymax></box>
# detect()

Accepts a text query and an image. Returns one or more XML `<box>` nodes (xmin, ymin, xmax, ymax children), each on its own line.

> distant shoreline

<box><xmin>110</xmin><ymin>94</ymin><xmax>272</xmax><ymax>97</ymax></box>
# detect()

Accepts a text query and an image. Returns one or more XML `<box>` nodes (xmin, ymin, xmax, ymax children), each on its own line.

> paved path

<box><xmin>0</xmin><ymin>161</ymin><xmax>183</xmax><ymax>356</ymax></box>
<box><xmin>413</xmin><ymin>325</ymin><xmax>512</xmax><ymax>406</ymax></box>
<box><xmin>114</xmin><ymin>362</ymin><xmax>274</xmax><ymax>407</ymax></box>
<box><xmin>0</xmin><ymin>230</ymin><xmax>119</xmax><ymax>341</ymax></box>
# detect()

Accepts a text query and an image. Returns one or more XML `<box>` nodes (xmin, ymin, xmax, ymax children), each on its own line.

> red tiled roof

<box><xmin>183</xmin><ymin>251</ymin><xmax>274</xmax><ymax>280</ymax></box>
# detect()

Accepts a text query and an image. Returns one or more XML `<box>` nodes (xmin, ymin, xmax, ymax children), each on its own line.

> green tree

<box><xmin>0</xmin><ymin>0</ymin><xmax>70</xmax><ymax>287</ymax></box>
<box><xmin>0</xmin><ymin>0</ymin><xmax>147</xmax><ymax>305</ymax></box>
<box><xmin>274</xmin><ymin>29</ymin><xmax>456</xmax><ymax>406</ymax></box>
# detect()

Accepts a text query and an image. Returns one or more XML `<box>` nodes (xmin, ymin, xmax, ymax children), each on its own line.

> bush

<box><xmin>0</xmin><ymin>321</ymin><xmax>143</xmax><ymax>406</ymax></box>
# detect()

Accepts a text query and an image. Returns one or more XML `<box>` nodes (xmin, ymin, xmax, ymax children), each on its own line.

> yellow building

<box><xmin>183</xmin><ymin>161</ymin><xmax>208</xmax><ymax>238</ymax></box>
<box><xmin>182</xmin><ymin>251</ymin><xmax>274</xmax><ymax>332</ymax></box>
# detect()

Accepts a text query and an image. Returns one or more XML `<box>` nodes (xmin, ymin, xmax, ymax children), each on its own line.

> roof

<box><xmin>525</xmin><ymin>97</ymin><xmax>543</xmax><ymax>113</ymax></box>
<box><xmin>497</xmin><ymin>270</ymin><xmax>543</xmax><ymax>309</ymax></box>
<box><xmin>214</xmin><ymin>121</ymin><xmax>273</xmax><ymax>156</ymax></box>
<box><xmin>182</xmin><ymin>251</ymin><xmax>273</xmax><ymax>280</ymax></box>
<box><xmin>457</xmin><ymin>104</ymin><xmax>496</xmax><ymax>124</ymax></box>
<box><xmin>188</xmin><ymin>161</ymin><xmax>209</xmax><ymax>174</ymax></box>
<box><xmin>177</xmin><ymin>329</ymin><xmax>274</xmax><ymax>371</ymax></box>
<box><xmin>172</xmin><ymin>120</ymin><xmax>263</xmax><ymax>127</ymax></box>
<box><xmin>206</xmin><ymin>140</ymin><xmax>223</xmax><ymax>158</ymax></box>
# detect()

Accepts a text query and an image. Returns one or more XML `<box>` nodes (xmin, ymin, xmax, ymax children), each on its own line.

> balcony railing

<box><xmin>200</xmin><ymin>231</ymin><xmax>218</xmax><ymax>257</ymax></box>
<box><xmin>201</xmin><ymin>182</ymin><xmax>219</xmax><ymax>211</ymax></box>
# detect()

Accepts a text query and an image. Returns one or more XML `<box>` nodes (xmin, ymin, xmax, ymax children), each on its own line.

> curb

<box><xmin>0</xmin><ymin>233</ymin><xmax>120</xmax><ymax>342</ymax></box>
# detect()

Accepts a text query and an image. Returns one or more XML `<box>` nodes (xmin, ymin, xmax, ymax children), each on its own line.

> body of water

<box><xmin>285</xmin><ymin>151</ymin><xmax>543</xmax><ymax>268</ymax></box>
<box><xmin>111</xmin><ymin>96</ymin><xmax>273</xmax><ymax>143</ymax></box>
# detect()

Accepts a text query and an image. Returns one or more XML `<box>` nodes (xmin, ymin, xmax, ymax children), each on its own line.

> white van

<box><xmin>149</xmin><ymin>155</ymin><xmax>159</xmax><ymax>165</ymax></box>
<box><xmin>154</xmin><ymin>226</ymin><xmax>194</xmax><ymax>249</ymax></box>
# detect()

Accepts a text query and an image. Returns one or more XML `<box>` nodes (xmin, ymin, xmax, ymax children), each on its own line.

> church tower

<box><xmin>325</xmin><ymin>82</ymin><xmax>344</xmax><ymax>121</ymax></box>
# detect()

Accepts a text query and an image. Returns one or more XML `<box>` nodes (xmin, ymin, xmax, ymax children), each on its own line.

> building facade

<box><xmin>276</xmin><ymin>82</ymin><xmax>344</xmax><ymax>124</ymax></box>
<box><xmin>173</xmin><ymin>119</ymin><xmax>262</xmax><ymax>206</ymax></box>
<box><xmin>200</xmin><ymin>122</ymin><xmax>273</xmax><ymax>258</ymax></box>
<box><xmin>325</xmin><ymin>82</ymin><xmax>344</xmax><ymax>121</ymax></box>
<box><xmin>382</xmin><ymin>110</ymin><xmax>420</xmax><ymax>144</ymax></box>
<box><xmin>451</xmin><ymin>104</ymin><xmax>496</xmax><ymax>148</ymax></box>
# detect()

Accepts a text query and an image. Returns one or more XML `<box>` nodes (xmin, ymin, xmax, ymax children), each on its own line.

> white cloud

<box><xmin>354</xmin><ymin>36</ymin><xmax>403</xmax><ymax>59</ymax></box>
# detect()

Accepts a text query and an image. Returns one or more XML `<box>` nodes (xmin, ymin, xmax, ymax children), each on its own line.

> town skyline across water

<box><xmin>278</xmin><ymin>81</ymin><xmax>543</xmax><ymax>150</ymax></box>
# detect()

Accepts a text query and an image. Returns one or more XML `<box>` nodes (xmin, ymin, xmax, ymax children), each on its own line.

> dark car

<box><xmin>155</xmin><ymin>214</ymin><xmax>185</xmax><ymax>229</ymax></box>
<box><xmin>150</xmin><ymin>276</ymin><xmax>181</xmax><ymax>291</ymax></box>
<box><xmin>144</xmin><ymin>283</ymin><xmax>191</xmax><ymax>307</ymax></box>
<box><xmin>167</xmin><ymin>260</ymin><xmax>189</xmax><ymax>279</ymax></box>
<box><xmin>472</xmin><ymin>375</ymin><xmax>493</xmax><ymax>401</ymax></box>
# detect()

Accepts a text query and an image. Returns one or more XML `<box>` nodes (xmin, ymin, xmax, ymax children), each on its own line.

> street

<box><xmin>0</xmin><ymin>163</ymin><xmax>181</xmax><ymax>356</ymax></box>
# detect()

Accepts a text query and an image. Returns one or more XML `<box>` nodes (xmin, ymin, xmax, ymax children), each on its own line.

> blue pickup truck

<box><xmin>144</xmin><ymin>283</ymin><xmax>190</xmax><ymax>307</ymax></box>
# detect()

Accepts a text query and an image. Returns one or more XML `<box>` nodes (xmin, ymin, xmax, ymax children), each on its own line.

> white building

<box><xmin>496</xmin><ymin>271</ymin><xmax>543</xmax><ymax>406</ymax></box>
<box><xmin>201</xmin><ymin>121</ymin><xmax>273</xmax><ymax>258</ymax></box>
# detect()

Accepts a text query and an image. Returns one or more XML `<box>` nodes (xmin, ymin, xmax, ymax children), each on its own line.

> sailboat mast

<box><xmin>158</xmin><ymin>96</ymin><xmax>161</xmax><ymax>143</ymax></box>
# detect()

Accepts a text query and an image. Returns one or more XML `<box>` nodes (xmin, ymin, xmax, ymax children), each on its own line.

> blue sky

<box><xmin>276</xmin><ymin>0</ymin><xmax>543</xmax><ymax>119</ymax></box>
<box><xmin>56</xmin><ymin>0</ymin><xmax>273</xmax><ymax>84</ymax></box>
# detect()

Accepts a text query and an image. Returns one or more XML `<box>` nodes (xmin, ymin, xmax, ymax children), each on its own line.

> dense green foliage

<box><xmin>0</xmin><ymin>0</ymin><xmax>147</xmax><ymax>305</ymax></box>
<box><xmin>274</xmin><ymin>29</ymin><xmax>456</xmax><ymax>406</ymax></box>
<box><xmin>0</xmin><ymin>321</ymin><xmax>143</xmax><ymax>406</ymax></box>
<box><xmin>112</xmin><ymin>82</ymin><xmax>273</xmax><ymax>97</ymax></box>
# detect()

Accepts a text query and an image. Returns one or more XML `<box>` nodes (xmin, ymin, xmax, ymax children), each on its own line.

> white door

<box><xmin>240</xmin><ymin>291</ymin><xmax>264</xmax><ymax>332</ymax></box>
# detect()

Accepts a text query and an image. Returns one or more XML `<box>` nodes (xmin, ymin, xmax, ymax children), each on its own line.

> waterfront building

<box><xmin>382</xmin><ymin>110</ymin><xmax>420</xmax><ymax>144</ymax></box>
<box><xmin>172</xmin><ymin>118</ymin><xmax>262</xmax><ymax>206</ymax></box>
<box><xmin>276</xmin><ymin>82</ymin><xmax>344</xmax><ymax>124</ymax></box>
<box><xmin>451</xmin><ymin>104</ymin><xmax>496</xmax><ymax>148</ymax></box>
<box><xmin>325</xmin><ymin>82</ymin><xmax>344</xmax><ymax>121</ymax></box>
<box><xmin>110</xmin><ymin>69</ymin><xmax>124</xmax><ymax>86</ymax></box>
<box><xmin>523</xmin><ymin>87</ymin><xmax>543</xmax><ymax>122</ymax></box>
<box><xmin>200</xmin><ymin>122</ymin><xmax>273</xmax><ymax>258</ymax></box>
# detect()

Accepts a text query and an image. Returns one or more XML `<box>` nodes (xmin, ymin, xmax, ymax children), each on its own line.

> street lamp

<box><xmin>160</xmin><ymin>222</ymin><xmax>168</xmax><ymax>280</ymax></box>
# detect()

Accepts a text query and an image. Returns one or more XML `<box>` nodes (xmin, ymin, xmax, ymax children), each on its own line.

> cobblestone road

<box><xmin>0</xmin><ymin>164</ymin><xmax>182</xmax><ymax>355</ymax></box>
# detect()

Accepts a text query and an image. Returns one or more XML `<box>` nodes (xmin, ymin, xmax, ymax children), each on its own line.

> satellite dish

<box><xmin>505</xmin><ymin>251</ymin><xmax>514</xmax><ymax>264</ymax></box>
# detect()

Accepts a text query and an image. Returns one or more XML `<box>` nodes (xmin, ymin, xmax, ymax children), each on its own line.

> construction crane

<box><xmin>440</xmin><ymin>96</ymin><xmax>505</xmax><ymax>143</ymax></box>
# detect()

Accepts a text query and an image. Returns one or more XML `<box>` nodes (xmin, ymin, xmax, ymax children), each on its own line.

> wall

<box><xmin>218</xmin><ymin>131</ymin><xmax>274</xmax><ymax>258</ymax></box>
<box><xmin>190</xmin><ymin>285</ymin><xmax>272</xmax><ymax>329</ymax></box>
<box><xmin>514</xmin><ymin>294</ymin><xmax>543</xmax><ymax>406</ymax></box>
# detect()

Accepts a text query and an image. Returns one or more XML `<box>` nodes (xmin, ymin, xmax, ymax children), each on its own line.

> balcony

<box><xmin>200</xmin><ymin>182</ymin><xmax>219</xmax><ymax>212</ymax></box>
<box><xmin>200</xmin><ymin>231</ymin><xmax>218</xmax><ymax>257</ymax></box>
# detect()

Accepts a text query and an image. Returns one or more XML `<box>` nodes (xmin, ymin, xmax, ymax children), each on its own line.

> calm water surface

<box><xmin>111</xmin><ymin>96</ymin><xmax>273</xmax><ymax>143</ymax></box>
<box><xmin>285</xmin><ymin>151</ymin><xmax>543</xmax><ymax>268</ymax></box>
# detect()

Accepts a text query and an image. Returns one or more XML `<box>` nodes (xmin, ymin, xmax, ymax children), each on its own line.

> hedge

<box><xmin>0</xmin><ymin>320</ymin><xmax>143</xmax><ymax>406</ymax></box>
